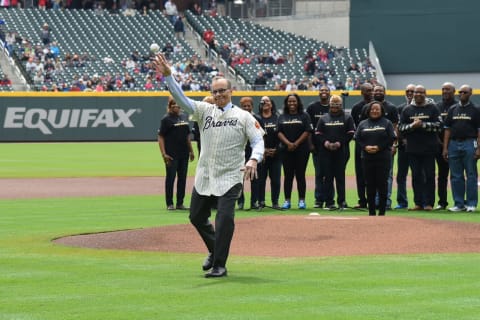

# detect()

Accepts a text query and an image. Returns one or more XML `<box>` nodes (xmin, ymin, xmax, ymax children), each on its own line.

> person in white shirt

<box><xmin>153</xmin><ymin>53</ymin><xmax>265</xmax><ymax>278</ymax></box>
<box><xmin>164</xmin><ymin>0</ymin><xmax>178</xmax><ymax>24</ymax></box>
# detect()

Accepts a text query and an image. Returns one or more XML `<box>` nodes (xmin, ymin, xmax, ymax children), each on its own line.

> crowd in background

<box><xmin>0</xmin><ymin>0</ymin><xmax>378</xmax><ymax>92</ymax></box>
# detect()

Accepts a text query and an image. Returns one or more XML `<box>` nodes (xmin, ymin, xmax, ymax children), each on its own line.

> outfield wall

<box><xmin>0</xmin><ymin>91</ymin><xmax>468</xmax><ymax>142</ymax></box>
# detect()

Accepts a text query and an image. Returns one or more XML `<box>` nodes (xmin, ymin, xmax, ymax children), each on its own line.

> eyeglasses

<box><xmin>414</xmin><ymin>91</ymin><xmax>426</xmax><ymax>94</ymax></box>
<box><xmin>211</xmin><ymin>88</ymin><xmax>228</xmax><ymax>95</ymax></box>
<box><xmin>406</xmin><ymin>90</ymin><xmax>414</xmax><ymax>93</ymax></box>
<box><xmin>459</xmin><ymin>91</ymin><xmax>470</xmax><ymax>94</ymax></box>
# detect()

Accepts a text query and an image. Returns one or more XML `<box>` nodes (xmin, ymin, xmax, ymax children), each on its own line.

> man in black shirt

<box><xmin>370</xmin><ymin>84</ymin><xmax>399</xmax><ymax>210</ymax></box>
<box><xmin>350</xmin><ymin>83</ymin><xmax>373</xmax><ymax>209</ymax></box>
<box><xmin>395</xmin><ymin>84</ymin><xmax>415</xmax><ymax>209</ymax></box>
<box><xmin>442</xmin><ymin>85</ymin><xmax>480</xmax><ymax>212</ymax></box>
<box><xmin>435</xmin><ymin>82</ymin><xmax>457</xmax><ymax>210</ymax></box>
<box><xmin>307</xmin><ymin>85</ymin><xmax>332</xmax><ymax>208</ymax></box>
<box><xmin>399</xmin><ymin>85</ymin><xmax>441</xmax><ymax>211</ymax></box>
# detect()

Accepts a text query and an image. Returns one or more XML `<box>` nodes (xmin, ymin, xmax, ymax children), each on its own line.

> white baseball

<box><xmin>150</xmin><ymin>43</ymin><xmax>160</xmax><ymax>53</ymax></box>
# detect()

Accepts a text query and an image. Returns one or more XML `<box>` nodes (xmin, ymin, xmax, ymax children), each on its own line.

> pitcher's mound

<box><xmin>54</xmin><ymin>215</ymin><xmax>480</xmax><ymax>257</ymax></box>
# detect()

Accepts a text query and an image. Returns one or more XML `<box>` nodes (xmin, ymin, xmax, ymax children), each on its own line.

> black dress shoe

<box><xmin>205</xmin><ymin>267</ymin><xmax>227</xmax><ymax>278</ymax></box>
<box><xmin>202</xmin><ymin>253</ymin><xmax>213</xmax><ymax>271</ymax></box>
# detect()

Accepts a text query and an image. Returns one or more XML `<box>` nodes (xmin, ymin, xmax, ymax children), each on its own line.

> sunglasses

<box><xmin>211</xmin><ymin>88</ymin><xmax>228</xmax><ymax>95</ymax></box>
<box><xmin>459</xmin><ymin>91</ymin><xmax>470</xmax><ymax>94</ymax></box>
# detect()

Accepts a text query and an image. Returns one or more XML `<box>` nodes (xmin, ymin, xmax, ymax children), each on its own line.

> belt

<box><xmin>451</xmin><ymin>137</ymin><xmax>473</xmax><ymax>141</ymax></box>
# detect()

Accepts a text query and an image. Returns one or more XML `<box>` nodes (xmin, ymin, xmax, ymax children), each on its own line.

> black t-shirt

<box><xmin>259</xmin><ymin>113</ymin><xmax>280</xmax><ymax>149</ymax></box>
<box><xmin>314</xmin><ymin>111</ymin><xmax>355</xmax><ymax>150</ymax></box>
<box><xmin>444</xmin><ymin>102</ymin><xmax>480</xmax><ymax>140</ymax></box>
<box><xmin>306</xmin><ymin>101</ymin><xmax>330</xmax><ymax>128</ymax></box>
<box><xmin>355</xmin><ymin>117</ymin><xmax>396</xmax><ymax>159</ymax></box>
<box><xmin>277</xmin><ymin>112</ymin><xmax>313</xmax><ymax>151</ymax></box>
<box><xmin>360</xmin><ymin>100</ymin><xmax>399</xmax><ymax>125</ymax></box>
<box><xmin>158</xmin><ymin>112</ymin><xmax>191</xmax><ymax>159</ymax></box>
<box><xmin>350</xmin><ymin>99</ymin><xmax>369</xmax><ymax>126</ymax></box>
<box><xmin>436</xmin><ymin>98</ymin><xmax>458</xmax><ymax>141</ymax></box>
<box><xmin>399</xmin><ymin>103</ymin><xmax>441</xmax><ymax>154</ymax></box>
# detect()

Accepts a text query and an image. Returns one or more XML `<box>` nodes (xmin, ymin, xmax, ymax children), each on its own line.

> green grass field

<box><xmin>1</xmin><ymin>142</ymin><xmax>479</xmax><ymax>319</ymax></box>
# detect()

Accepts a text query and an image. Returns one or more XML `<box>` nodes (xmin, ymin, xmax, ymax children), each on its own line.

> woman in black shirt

<box><xmin>158</xmin><ymin>97</ymin><xmax>195</xmax><ymax>210</ymax></box>
<box><xmin>257</xmin><ymin>96</ymin><xmax>281</xmax><ymax>209</ymax></box>
<box><xmin>277</xmin><ymin>93</ymin><xmax>313</xmax><ymax>209</ymax></box>
<box><xmin>355</xmin><ymin>101</ymin><xmax>396</xmax><ymax>215</ymax></box>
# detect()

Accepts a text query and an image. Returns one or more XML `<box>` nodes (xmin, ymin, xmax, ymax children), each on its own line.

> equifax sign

<box><xmin>3</xmin><ymin>107</ymin><xmax>137</xmax><ymax>135</ymax></box>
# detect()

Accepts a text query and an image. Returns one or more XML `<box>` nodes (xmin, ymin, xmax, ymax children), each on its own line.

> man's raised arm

<box><xmin>153</xmin><ymin>54</ymin><xmax>196</xmax><ymax>113</ymax></box>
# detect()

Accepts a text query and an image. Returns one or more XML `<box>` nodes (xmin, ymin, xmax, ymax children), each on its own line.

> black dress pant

<box><xmin>409</xmin><ymin>153</ymin><xmax>436</xmax><ymax>207</ymax></box>
<box><xmin>354</xmin><ymin>142</ymin><xmax>367</xmax><ymax>206</ymax></box>
<box><xmin>282</xmin><ymin>148</ymin><xmax>309</xmax><ymax>200</ymax></box>
<box><xmin>189</xmin><ymin>183</ymin><xmax>242</xmax><ymax>268</ymax></box>
<box><xmin>324</xmin><ymin>148</ymin><xmax>347</xmax><ymax>206</ymax></box>
<box><xmin>363</xmin><ymin>154</ymin><xmax>391</xmax><ymax>215</ymax></box>
<box><xmin>435</xmin><ymin>146</ymin><xmax>449</xmax><ymax>207</ymax></box>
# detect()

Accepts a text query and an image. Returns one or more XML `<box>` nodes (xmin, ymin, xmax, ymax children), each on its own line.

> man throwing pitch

<box><xmin>154</xmin><ymin>54</ymin><xmax>265</xmax><ymax>278</ymax></box>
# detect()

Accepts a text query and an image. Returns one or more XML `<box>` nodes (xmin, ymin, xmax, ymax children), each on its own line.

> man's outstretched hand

<box><xmin>153</xmin><ymin>54</ymin><xmax>172</xmax><ymax>77</ymax></box>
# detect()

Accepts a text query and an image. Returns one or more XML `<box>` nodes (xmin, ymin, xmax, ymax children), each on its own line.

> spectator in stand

<box><xmin>314</xmin><ymin>95</ymin><xmax>355</xmax><ymax>211</ymax></box>
<box><xmin>25</xmin><ymin>57</ymin><xmax>36</xmax><ymax>73</ymax></box>
<box><xmin>348</xmin><ymin>62</ymin><xmax>360</xmax><ymax>73</ymax></box>
<box><xmin>203</xmin><ymin>29</ymin><xmax>215</xmax><ymax>55</ymax></box>
<box><xmin>216</xmin><ymin>0</ymin><xmax>226</xmax><ymax>16</ymax></box>
<box><xmin>219</xmin><ymin>43</ymin><xmax>231</xmax><ymax>61</ymax></box>
<box><xmin>287</xmin><ymin>50</ymin><xmax>295</xmax><ymax>63</ymax></box>
<box><xmin>5</xmin><ymin>32</ymin><xmax>15</xmax><ymax>56</ymax></box>
<box><xmin>285</xmin><ymin>79</ymin><xmax>297</xmax><ymax>91</ymax></box>
<box><xmin>124</xmin><ymin>73</ymin><xmax>135</xmax><ymax>89</ymax></box>
<box><xmin>192</xmin><ymin>2</ymin><xmax>202</xmax><ymax>15</ymax></box>
<box><xmin>253</xmin><ymin>71</ymin><xmax>267</xmax><ymax>91</ymax></box>
<box><xmin>435</xmin><ymin>82</ymin><xmax>457</xmax><ymax>210</ymax></box>
<box><xmin>327</xmin><ymin>80</ymin><xmax>336</xmax><ymax>90</ymax></box>
<box><xmin>0</xmin><ymin>76</ymin><xmax>12</xmax><ymax>86</ymax></box>
<box><xmin>162</xmin><ymin>42</ymin><xmax>174</xmax><ymax>59</ymax></box>
<box><xmin>443</xmin><ymin>85</ymin><xmax>480</xmax><ymax>213</ymax></box>
<box><xmin>144</xmin><ymin>77</ymin><xmax>154</xmax><ymax>90</ymax></box>
<box><xmin>350</xmin><ymin>83</ymin><xmax>373</xmax><ymax>209</ymax></box>
<box><xmin>172</xmin><ymin>45</ymin><xmax>182</xmax><ymax>58</ymax></box>
<box><xmin>355</xmin><ymin>101</ymin><xmax>396</xmax><ymax>216</ymax></box>
<box><xmin>38</xmin><ymin>0</ymin><xmax>46</xmax><ymax>9</ymax></box>
<box><xmin>297</xmin><ymin>78</ymin><xmax>308</xmax><ymax>90</ymax></box>
<box><xmin>164</xmin><ymin>0</ymin><xmax>178</xmax><ymax>24</ymax></box>
<box><xmin>277</xmin><ymin>93</ymin><xmax>313</xmax><ymax>209</ymax></box>
<box><xmin>307</xmin><ymin>85</ymin><xmax>331</xmax><ymax>208</ymax></box>
<box><xmin>257</xmin><ymin>96</ymin><xmax>281</xmax><ymax>210</ymax></box>
<box><xmin>345</xmin><ymin>77</ymin><xmax>354</xmax><ymax>91</ymax></box>
<box><xmin>40</xmin><ymin>23</ymin><xmax>51</xmax><ymax>45</ymax></box>
<box><xmin>317</xmin><ymin>48</ymin><xmax>329</xmax><ymax>64</ymax></box>
<box><xmin>158</xmin><ymin>96</ymin><xmax>195</xmax><ymax>210</ymax></box>
<box><xmin>174</xmin><ymin>15</ymin><xmax>185</xmax><ymax>39</ymax></box>
<box><xmin>399</xmin><ymin>85</ymin><xmax>441</xmax><ymax>211</ymax></box>
<box><xmin>263</xmin><ymin>68</ymin><xmax>273</xmax><ymax>79</ymax></box>
<box><xmin>394</xmin><ymin>84</ymin><xmax>415</xmax><ymax>209</ymax></box>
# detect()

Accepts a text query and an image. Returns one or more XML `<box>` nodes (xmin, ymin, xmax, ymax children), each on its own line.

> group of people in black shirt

<box><xmin>158</xmin><ymin>80</ymin><xmax>480</xmax><ymax>216</ymax></box>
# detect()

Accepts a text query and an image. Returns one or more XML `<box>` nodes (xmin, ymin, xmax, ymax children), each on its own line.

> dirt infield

<box><xmin>5</xmin><ymin>176</ymin><xmax>479</xmax><ymax>257</ymax></box>
<box><xmin>55</xmin><ymin>215</ymin><xmax>480</xmax><ymax>257</ymax></box>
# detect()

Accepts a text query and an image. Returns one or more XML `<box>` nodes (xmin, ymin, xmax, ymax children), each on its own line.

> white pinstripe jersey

<box><xmin>192</xmin><ymin>101</ymin><xmax>265</xmax><ymax>196</ymax></box>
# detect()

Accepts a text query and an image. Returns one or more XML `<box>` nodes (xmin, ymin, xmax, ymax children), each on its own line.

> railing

<box><xmin>227</xmin><ymin>0</ymin><xmax>296</xmax><ymax>19</ymax></box>
<box><xmin>369</xmin><ymin>41</ymin><xmax>387</xmax><ymax>89</ymax></box>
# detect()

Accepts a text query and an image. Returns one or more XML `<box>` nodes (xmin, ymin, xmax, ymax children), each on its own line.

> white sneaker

<box><xmin>466</xmin><ymin>206</ymin><xmax>476</xmax><ymax>212</ymax></box>
<box><xmin>448</xmin><ymin>206</ymin><xmax>466</xmax><ymax>212</ymax></box>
